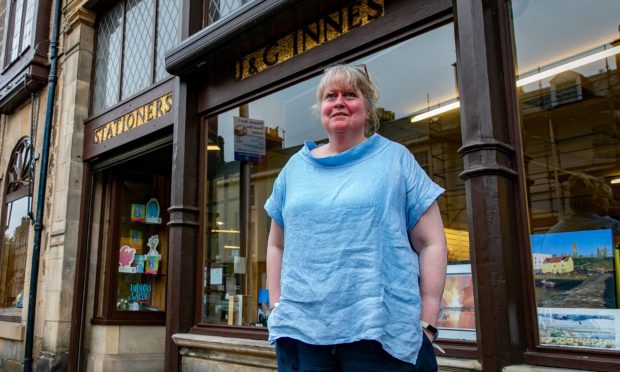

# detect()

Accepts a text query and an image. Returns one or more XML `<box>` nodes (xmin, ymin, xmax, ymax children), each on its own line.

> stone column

<box><xmin>35</xmin><ymin>1</ymin><xmax>95</xmax><ymax>370</ymax></box>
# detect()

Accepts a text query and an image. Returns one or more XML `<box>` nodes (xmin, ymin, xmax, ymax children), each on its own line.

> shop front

<box><xmin>75</xmin><ymin>80</ymin><xmax>175</xmax><ymax>371</ymax></box>
<box><xmin>162</xmin><ymin>0</ymin><xmax>620</xmax><ymax>371</ymax></box>
<box><xmin>67</xmin><ymin>1</ymin><xmax>180</xmax><ymax>371</ymax></box>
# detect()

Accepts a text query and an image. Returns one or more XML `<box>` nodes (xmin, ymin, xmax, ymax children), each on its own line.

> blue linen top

<box><xmin>264</xmin><ymin>133</ymin><xmax>444</xmax><ymax>363</ymax></box>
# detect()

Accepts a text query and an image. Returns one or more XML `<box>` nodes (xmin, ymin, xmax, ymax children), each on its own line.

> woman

<box><xmin>265</xmin><ymin>64</ymin><xmax>447</xmax><ymax>371</ymax></box>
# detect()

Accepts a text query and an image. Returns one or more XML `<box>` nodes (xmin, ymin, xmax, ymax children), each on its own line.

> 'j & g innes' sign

<box><xmin>236</xmin><ymin>0</ymin><xmax>384</xmax><ymax>81</ymax></box>
<box><xmin>93</xmin><ymin>92</ymin><xmax>173</xmax><ymax>144</ymax></box>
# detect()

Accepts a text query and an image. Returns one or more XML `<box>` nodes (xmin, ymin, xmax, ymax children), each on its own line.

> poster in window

<box><xmin>233</xmin><ymin>116</ymin><xmax>266</xmax><ymax>163</ymax></box>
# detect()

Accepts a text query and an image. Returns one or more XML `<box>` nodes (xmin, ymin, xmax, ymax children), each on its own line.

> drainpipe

<box><xmin>24</xmin><ymin>0</ymin><xmax>62</xmax><ymax>370</ymax></box>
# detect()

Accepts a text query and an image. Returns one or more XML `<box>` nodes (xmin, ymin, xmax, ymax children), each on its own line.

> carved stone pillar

<box><xmin>62</xmin><ymin>2</ymin><xmax>95</xmax><ymax>371</ymax></box>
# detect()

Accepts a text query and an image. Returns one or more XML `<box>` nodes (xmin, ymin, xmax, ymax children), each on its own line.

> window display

<box><xmin>92</xmin><ymin>145</ymin><xmax>171</xmax><ymax>322</ymax></box>
<box><xmin>115</xmin><ymin>176</ymin><xmax>168</xmax><ymax>312</ymax></box>
<box><xmin>511</xmin><ymin>0</ymin><xmax>620</xmax><ymax>352</ymax></box>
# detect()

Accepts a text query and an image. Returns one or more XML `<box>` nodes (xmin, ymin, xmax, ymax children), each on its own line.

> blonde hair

<box><xmin>312</xmin><ymin>65</ymin><xmax>380</xmax><ymax>136</ymax></box>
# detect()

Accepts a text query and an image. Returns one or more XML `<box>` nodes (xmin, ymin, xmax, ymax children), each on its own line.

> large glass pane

<box><xmin>155</xmin><ymin>0</ymin><xmax>179</xmax><ymax>82</ymax></box>
<box><xmin>512</xmin><ymin>0</ymin><xmax>620</xmax><ymax>351</ymax></box>
<box><xmin>92</xmin><ymin>3</ymin><xmax>123</xmax><ymax>114</ymax></box>
<box><xmin>122</xmin><ymin>0</ymin><xmax>155</xmax><ymax>100</ymax></box>
<box><xmin>201</xmin><ymin>24</ymin><xmax>472</xmax><ymax>340</ymax></box>
<box><xmin>0</xmin><ymin>197</ymin><xmax>30</xmax><ymax>313</ymax></box>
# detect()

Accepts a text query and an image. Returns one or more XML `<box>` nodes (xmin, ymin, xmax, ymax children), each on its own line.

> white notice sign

<box><xmin>233</xmin><ymin>116</ymin><xmax>266</xmax><ymax>163</ymax></box>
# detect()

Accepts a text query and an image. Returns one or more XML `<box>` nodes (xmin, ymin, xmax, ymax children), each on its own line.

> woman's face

<box><xmin>320</xmin><ymin>76</ymin><xmax>368</xmax><ymax>137</ymax></box>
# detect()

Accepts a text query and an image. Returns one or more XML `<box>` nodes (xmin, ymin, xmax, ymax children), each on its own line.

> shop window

<box><xmin>512</xmin><ymin>0</ymin><xmax>620</xmax><ymax>357</ymax></box>
<box><xmin>207</xmin><ymin>0</ymin><xmax>255</xmax><ymax>25</ymax></box>
<box><xmin>92</xmin><ymin>0</ymin><xmax>179</xmax><ymax>114</ymax></box>
<box><xmin>200</xmin><ymin>24</ymin><xmax>474</xmax><ymax>343</ymax></box>
<box><xmin>0</xmin><ymin>137</ymin><xmax>32</xmax><ymax>322</ymax></box>
<box><xmin>92</xmin><ymin>145</ymin><xmax>171</xmax><ymax>323</ymax></box>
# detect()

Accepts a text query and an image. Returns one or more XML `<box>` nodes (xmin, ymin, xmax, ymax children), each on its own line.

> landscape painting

<box><xmin>530</xmin><ymin>229</ymin><xmax>616</xmax><ymax>309</ymax></box>
<box><xmin>538</xmin><ymin>307</ymin><xmax>619</xmax><ymax>350</ymax></box>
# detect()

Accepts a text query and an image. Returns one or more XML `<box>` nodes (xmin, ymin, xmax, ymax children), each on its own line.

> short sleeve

<box><xmin>264</xmin><ymin>172</ymin><xmax>286</xmax><ymax>228</ymax></box>
<box><xmin>405</xmin><ymin>152</ymin><xmax>445</xmax><ymax>231</ymax></box>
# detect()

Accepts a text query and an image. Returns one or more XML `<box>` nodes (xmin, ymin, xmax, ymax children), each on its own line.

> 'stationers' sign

<box><xmin>93</xmin><ymin>92</ymin><xmax>173</xmax><ymax>144</ymax></box>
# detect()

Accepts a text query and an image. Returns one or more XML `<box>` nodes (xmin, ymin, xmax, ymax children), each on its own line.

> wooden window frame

<box><xmin>190</xmin><ymin>2</ymin><xmax>480</xmax><ymax>357</ymax></box>
<box><xmin>90</xmin><ymin>145</ymin><xmax>172</xmax><ymax>325</ymax></box>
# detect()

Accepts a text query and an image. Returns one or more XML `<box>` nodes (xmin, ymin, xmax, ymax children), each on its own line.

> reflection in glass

<box><xmin>0</xmin><ymin>197</ymin><xmax>30</xmax><ymax>310</ymax></box>
<box><xmin>201</xmin><ymin>24</ymin><xmax>472</xmax><ymax>339</ymax></box>
<box><xmin>512</xmin><ymin>0</ymin><xmax>620</xmax><ymax>351</ymax></box>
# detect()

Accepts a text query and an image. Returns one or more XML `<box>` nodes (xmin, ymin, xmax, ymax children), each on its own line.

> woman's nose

<box><xmin>334</xmin><ymin>94</ymin><xmax>345</xmax><ymax>107</ymax></box>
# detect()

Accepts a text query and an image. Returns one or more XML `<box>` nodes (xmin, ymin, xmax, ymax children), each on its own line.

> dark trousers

<box><xmin>275</xmin><ymin>334</ymin><xmax>438</xmax><ymax>372</ymax></box>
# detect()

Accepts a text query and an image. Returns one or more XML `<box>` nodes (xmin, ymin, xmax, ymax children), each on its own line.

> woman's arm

<box><xmin>409</xmin><ymin>201</ymin><xmax>448</xmax><ymax>336</ymax></box>
<box><xmin>266</xmin><ymin>220</ymin><xmax>285</xmax><ymax>306</ymax></box>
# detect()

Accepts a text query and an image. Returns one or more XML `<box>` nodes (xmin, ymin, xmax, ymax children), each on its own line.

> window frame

<box><xmin>505</xmin><ymin>1</ymin><xmax>620</xmax><ymax>370</ymax></box>
<box><xmin>0</xmin><ymin>0</ymin><xmax>51</xmax><ymax>113</ymax></box>
<box><xmin>0</xmin><ymin>136</ymin><xmax>32</xmax><ymax>322</ymax></box>
<box><xmin>90</xmin><ymin>143</ymin><xmax>172</xmax><ymax>325</ymax></box>
<box><xmin>90</xmin><ymin>0</ymin><xmax>178</xmax><ymax>116</ymax></box>
<box><xmin>191</xmin><ymin>8</ymin><xmax>480</xmax><ymax>359</ymax></box>
<box><xmin>3</xmin><ymin>0</ymin><xmax>32</xmax><ymax>67</ymax></box>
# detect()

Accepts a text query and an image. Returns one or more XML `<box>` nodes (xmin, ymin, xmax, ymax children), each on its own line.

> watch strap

<box><xmin>420</xmin><ymin>320</ymin><xmax>438</xmax><ymax>341</ymax></box>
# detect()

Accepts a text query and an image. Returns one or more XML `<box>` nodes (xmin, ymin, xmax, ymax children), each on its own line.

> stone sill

<box><xmin>504</xmin><ymin>365</ymin><xmax>585</xmax><ymax>372</ymax></box>
<box><xmin>173</xmin><ymin>334</ymin><xmax>274</xmax><ymax>355</ymax></box>
<box><xmin>173</xmin><ymin>333</ymin><xmax>276</xmax><ymax>369</ymax></box>
<box><xmin>173</xmin><ymin>334</ymin><xmax>484</xmax><ymax>371</ymax></box>
<box><xmin>437</xmin><ymin>356</ymin><xmax>482</xmax><ymax>371</ymax></box>
<box><xmin>0</xmin><ymin>321</ymin><xmax>25</xmax><ymax>341</ymax></box>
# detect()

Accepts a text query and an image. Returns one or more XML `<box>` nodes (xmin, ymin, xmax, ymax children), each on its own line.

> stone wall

<box><xmin>86</xmin><ymin>325</ymin><xmax>166</xmax><ymax>372</ymax></box>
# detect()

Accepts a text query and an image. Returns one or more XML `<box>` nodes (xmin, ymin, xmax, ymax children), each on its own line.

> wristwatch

<box><xmin>420</xmin><ymin>320</ymin><xmax>439</xmax><ymax>342</ymax></box>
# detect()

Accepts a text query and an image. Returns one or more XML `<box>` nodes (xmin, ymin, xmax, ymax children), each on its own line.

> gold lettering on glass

<box><xmin>235</xmin><ymin>0</ymin><xmax>385</xmax><ymax>81</ymax></box>
<box><xmin>92</xmin><ymin>92</ymin><xmax>173</xmax><ymax>144</ymax></box>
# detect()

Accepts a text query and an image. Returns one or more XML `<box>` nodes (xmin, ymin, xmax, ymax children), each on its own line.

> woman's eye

<box><xmin>324</xmin><ymin>92</ymin><xmax>335</xmax><ymax>99</ymax></box>
<box><xmin>345</xmin><ymin>92</ymin><xmax>357</xmax><ymax>98</ymax></box>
